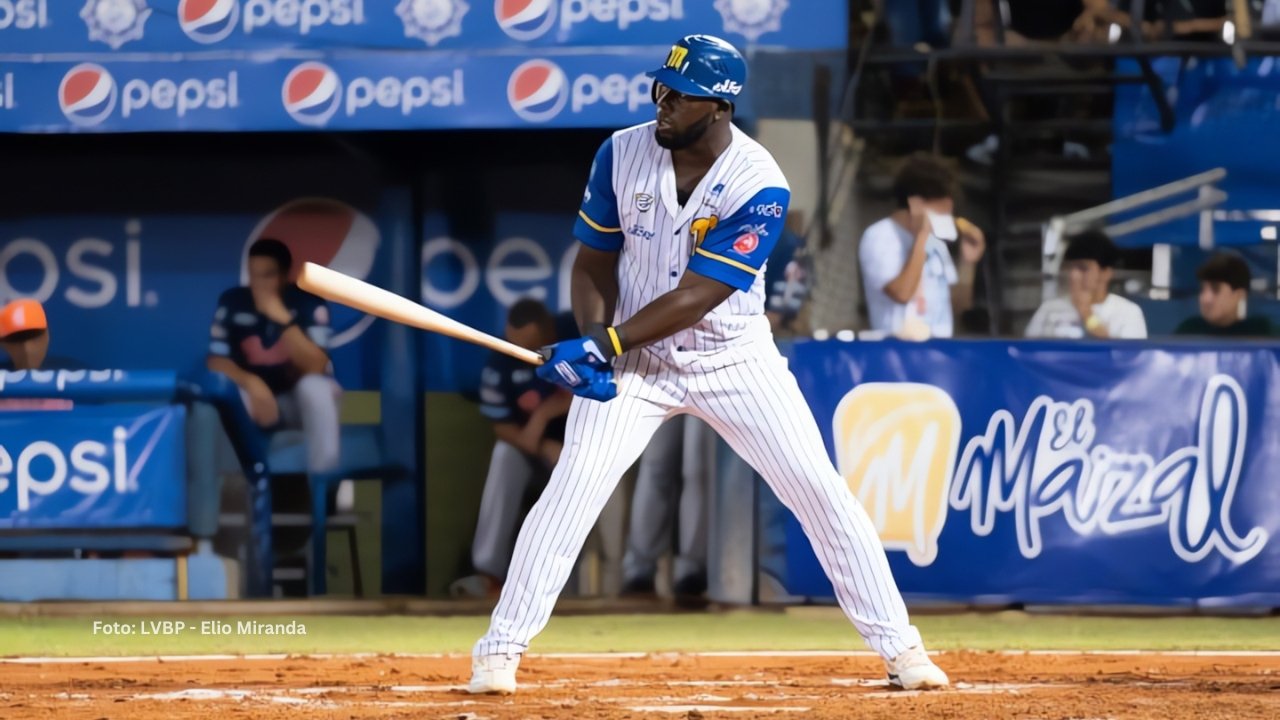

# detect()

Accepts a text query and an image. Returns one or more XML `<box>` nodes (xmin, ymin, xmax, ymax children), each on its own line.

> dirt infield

<box><xmin>3</xmin><ymin>652</ymin><xmax>1277</xmax><ymax>719</ymax></box>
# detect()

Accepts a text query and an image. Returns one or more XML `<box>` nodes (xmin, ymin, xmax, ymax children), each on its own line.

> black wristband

<box><xmin>585</xmin><ymin>323</ymin><xmax>622</xmax><ymax>361</ymax></box>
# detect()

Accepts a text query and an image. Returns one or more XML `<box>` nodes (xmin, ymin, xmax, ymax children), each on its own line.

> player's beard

<box><xmin>655</xmin><ymin>111</ymin><xmax>717</xmax><ymax>150</ymax></box>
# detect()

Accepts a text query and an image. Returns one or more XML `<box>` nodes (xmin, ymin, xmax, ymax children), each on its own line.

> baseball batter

<box><xmin>469</xmin><ymin>34</ymin><xmax>948</xmax><ymax>694</ymax></box>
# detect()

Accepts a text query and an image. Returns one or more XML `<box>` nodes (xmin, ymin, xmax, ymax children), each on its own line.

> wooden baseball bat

<box><xmin>296</xmin><ymin>262</ymin><xmax>545</xmax><ymax>366</ymax></box>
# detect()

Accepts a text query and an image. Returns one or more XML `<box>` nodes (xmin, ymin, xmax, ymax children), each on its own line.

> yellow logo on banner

<box><xmin>832</xmin><ymin>383</ymin><xmax>962</xmax><ymax>566</ymax></box>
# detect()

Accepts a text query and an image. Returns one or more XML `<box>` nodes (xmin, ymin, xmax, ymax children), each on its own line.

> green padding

<box><xmin>310</xmin><ymin>391</ymin><xmax>491</xmax><ymax>598</ymax></box>
<box><xmin>425</xmin><ymin>393</ymin><xmax>494</xmax><ymax>598</ymax></box>
<box><xmin>330</xmin><ymin>391</ymin><xmax>382</xmax><ymax>597</ymax></box>
<box><xmin>329</xmin><ymin>391</ymin><xmax>492</xmax><ymax>598</ymax></box>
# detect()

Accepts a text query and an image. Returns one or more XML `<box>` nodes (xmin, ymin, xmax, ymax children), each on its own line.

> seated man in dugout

<box><xmin>0</xmin><ymin>298</ymin><xmax>82</xmax><ymax>371</ymax></box>
<box><xmin>206</xmin><ymin>238</ymin><xmax>342</xmax><ymax>477</ymax></box>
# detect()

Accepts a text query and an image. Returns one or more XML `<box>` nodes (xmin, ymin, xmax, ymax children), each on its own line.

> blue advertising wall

<box><xmin>0</xmin><ymin>175</ymin><xmax>401</xmax><ymax>389</ymax></box>
<box><xmin>0</xmin><ymin>397</ymin><xmax>186</xmax><ymax>530</ymax></box>
<box><xmin>783</xmin><ymin>339</ymin><xmax>1280</xmax><ymax>608</ymax></box>
<box><xmin>0</xmin><ymin>1</ymin><xmax>842</xmax><ymax>52</ymax></box>
<box><xmin>421</xmin><ymin>212</ymin><xmax>578</xmax><ymax>392</ymax></box>
<box><xmin>0</xmin><ymin>0</ymin><xmax>846</xmax><ymax>132</ymax></box>
<box><xmin>414</xmin><ymin>145</ymin><xmax>597</xmax><ymax>392</ymax></box>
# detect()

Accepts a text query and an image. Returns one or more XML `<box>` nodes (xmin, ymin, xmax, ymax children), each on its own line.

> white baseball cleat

<box><xmin>468</xmin><ymin>653</ymin><xmax>520</xmax><ymax>695</ymax></box>
<box><xmin>885</xmin><ymin>645</ymin><xmax>950</xmax><ymax>690</ymax></box>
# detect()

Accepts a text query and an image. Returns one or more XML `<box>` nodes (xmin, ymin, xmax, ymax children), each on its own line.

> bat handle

<box><xmin>537</xmin><ymin>346</ymin><xmax>555</xmax><ymax>364</ymax></box>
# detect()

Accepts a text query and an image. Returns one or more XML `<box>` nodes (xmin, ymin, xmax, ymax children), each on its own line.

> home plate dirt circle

<box><xmin>3</xmin><ymin>651</ymin><xmax>1278</xmax><ymax>719</ymax></box>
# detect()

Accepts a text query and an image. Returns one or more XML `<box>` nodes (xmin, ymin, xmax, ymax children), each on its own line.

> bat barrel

<box><xmin>297</xmin><ymin>262</ymin><xmax>544</xmax><ymax>366</ymax></box>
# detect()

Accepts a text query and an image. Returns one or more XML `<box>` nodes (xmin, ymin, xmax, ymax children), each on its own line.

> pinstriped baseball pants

<box><xmin>474</xmin><ymin>339</ymin><xmax>923</xmax><ymax>660</ymax></box>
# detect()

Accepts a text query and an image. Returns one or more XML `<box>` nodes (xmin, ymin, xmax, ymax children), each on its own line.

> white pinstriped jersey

<box><xmin>476</xmin><ymin>121</ymin><xmax>929</xmax><ymax>671</ymax></box>
<box><xmin>573</xmin><ymin>121</ymin><xmax>792</xmax><ymax>357</ymax></box>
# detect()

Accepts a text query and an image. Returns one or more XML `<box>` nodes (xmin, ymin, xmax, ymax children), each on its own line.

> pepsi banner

<box><xmin>1</xmin><ymin>52</ymin><xmax>686</xmax><ymax>131</ymax></box>
<box><xmin>0</xmin><ymin>402</ymin><xmax>187</xmax><ymax>529</ymax></box>
<box><xmin>0</xmin><ymin>195</ymin><xmax>403</xmax><ymax>390</ymax></box>
<box><xmin>0</xmin><ymin>0</ymin><xmax>844</xmax><ymax>131</ymax></box>
<box><xmin>0</xmin><ymin>0</ymin><xmax>841</xmax><ymax>53</ymax></box>
<box><xmin>0</xmin><ymin>369</ymin><xmax>178</xmax><ymax>403</ymax></box>
<box><xmin>782</xmin><ymin>339</ymin><xmax>1280</xmax><ymax>608</ymax></box>
<box><xmin>0</xmin><ymin>53</ymin><xmax>680</xmax><ymax>132</ymax></box>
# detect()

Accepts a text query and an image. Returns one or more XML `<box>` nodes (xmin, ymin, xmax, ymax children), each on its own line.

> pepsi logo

<box><xmin>495</xmin><ymin>0</ymin><xmax>555</xmax><ymax>41</ymax></box>
<box><xmin>178</xmin><ymin>0</ymin><xmax>240</xmax><ymax>44</ymax></box>
<box><xmin>243</xmin><ymin>198</ymin><xmax>381</xmax><ymax>349</ymax></box>
<box><xmin>507</xmin><ymin>59</ymin><xmax>568</xmax><ymax>123</ymax></box>
<box><xmin>59</xmin><ymin>63</ymin><xmax>118</xmax><ymax>127</ymax></box>
<box><xmin>282</xmin><ymin>62</ymin><xmax>342</xmax><ymax>127</ymax></box>
<box><xmin>732</xmin><ymin>232</ymin><xmax>759</xmax><ymax>255</ymax></box>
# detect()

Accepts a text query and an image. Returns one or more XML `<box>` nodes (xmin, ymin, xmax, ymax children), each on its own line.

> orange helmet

<box><xmin>0</xmin><ymin>299</ymin><xmax>48</xmax><ymax>340</ymax></box>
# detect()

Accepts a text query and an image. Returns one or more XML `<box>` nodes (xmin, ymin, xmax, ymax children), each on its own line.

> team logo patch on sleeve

<box><xmin>732</xmin><ymin>232</ymin><xmax>759</xmax><ymax>255</ymax></box>
<box><xmin>731</xmin><ymin>223</ymin><xmax>767</xmax><ymax>255</ymax></box>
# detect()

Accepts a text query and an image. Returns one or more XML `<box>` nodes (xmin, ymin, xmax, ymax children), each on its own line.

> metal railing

<box><xmin>1041</xmin><ymin>168</ymin><xmax>1229</xmax><ymax>302</ymax></box>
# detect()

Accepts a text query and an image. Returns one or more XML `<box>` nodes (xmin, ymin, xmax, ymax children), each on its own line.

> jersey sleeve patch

<box><xmin>573</xmin><ymin>136</ymin><xmax>623</xmax><ymax>252</ymax></box>
<box><xmin>687</xmin><ymin>187</ymin><xmax>790</xmax><ymax>291</ymax></box>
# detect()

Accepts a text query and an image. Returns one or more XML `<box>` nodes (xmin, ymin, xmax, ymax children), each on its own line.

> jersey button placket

<box><xmin>672</xmin><ymin>229</ymin><xmax>682</xmax><ymax>280</ymax></box>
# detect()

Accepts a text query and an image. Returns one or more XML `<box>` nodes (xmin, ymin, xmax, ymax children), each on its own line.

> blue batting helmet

<box><xmin>646</xmin><ymin>34</ymin><xmax>747</xmax><ymax>104</ymax></box>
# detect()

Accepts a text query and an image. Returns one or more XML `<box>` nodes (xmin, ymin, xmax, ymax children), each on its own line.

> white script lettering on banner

<box><xmin>950</xmin><ymin>374</ymin><xmax>1268</xmax><ymax>565</ymax></box>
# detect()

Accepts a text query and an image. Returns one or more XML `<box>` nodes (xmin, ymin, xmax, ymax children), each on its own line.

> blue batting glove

<box><xmin>536</xmin><ymin>337</ymin><xmax>618</xmax><ymax>402</ymax></box>
<box><xmin>574</xmin><ymin>369</ymin><xmax>618</xmax><ymax>402</ymax></box>
<box><xmin>536</xmin><ymin>337</ymin><xmax>610</xmax><ymax>386</ymax></box>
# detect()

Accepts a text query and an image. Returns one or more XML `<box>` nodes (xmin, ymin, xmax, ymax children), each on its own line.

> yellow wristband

<box><xmin>605</xmin><ymin>326</ymin><xmax>624</xmax><ymax>356</ymax></box>
<box><xmin>1085</xmin><ymin>315</ymin><xmax>1103</xmax><ymax>331</ymax></box>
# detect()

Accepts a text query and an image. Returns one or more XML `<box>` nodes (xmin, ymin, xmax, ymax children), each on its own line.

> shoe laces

<box><xmin>890</xmin><ymin>645</ymin><xmax>932</xmax><ymax>670</ymax></box>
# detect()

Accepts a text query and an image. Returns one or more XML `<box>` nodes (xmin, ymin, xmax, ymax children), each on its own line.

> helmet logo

<box><xmin>664</xmin><ymin>45</ymin><xmax>689</xmax><ymax>71</ymax></box>
<box><xmin>712</xmin><ymin>79</ymin><xmax>742</xmax><ymax>96</ymax></box>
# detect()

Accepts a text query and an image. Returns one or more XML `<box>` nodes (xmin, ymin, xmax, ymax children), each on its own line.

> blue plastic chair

<box><xmin>264</xmin><ymin>426</ymin><xmax>408</xmax><ymax>595</ymax></box>
<box><xmin>183</xmin><ymin>372</ymin><xmax>409</xmax><ymax>597</ymax></box>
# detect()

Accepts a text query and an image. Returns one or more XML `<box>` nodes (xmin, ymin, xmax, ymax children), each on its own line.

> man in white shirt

<box><xmin>1026</xmin><ymin>230</ymin><xmax>1147</xmax><ymax>339</ymax></box>
<box><xmin>859</xmin><ymin>154</ymin><xmax>986</xmax><ymax>338</ymax></box>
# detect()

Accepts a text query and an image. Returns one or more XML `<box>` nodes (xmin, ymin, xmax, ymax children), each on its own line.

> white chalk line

<box><xmin>4</xmin><ymin>649</ymin><xmax>1280</xmax><ymax>664</ymax></box>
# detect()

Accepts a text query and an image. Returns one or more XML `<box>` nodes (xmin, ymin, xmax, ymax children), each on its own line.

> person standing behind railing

<box><xmin>858</xmin><ymin>154</ymin><xmax>986</xmax><ymax>340</ymax></box>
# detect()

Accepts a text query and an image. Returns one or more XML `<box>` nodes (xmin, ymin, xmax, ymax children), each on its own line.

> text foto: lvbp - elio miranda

<box><xmin>91</xmin><ymin>620</ymin><xmax>308</xmax><ymax>635</ymax></box>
